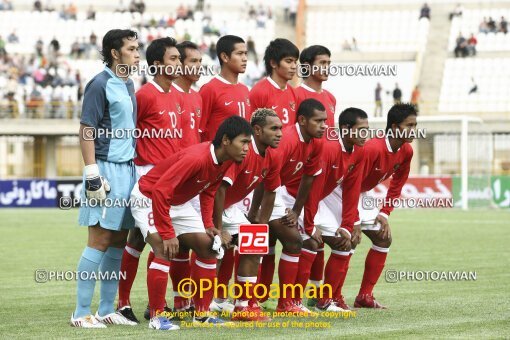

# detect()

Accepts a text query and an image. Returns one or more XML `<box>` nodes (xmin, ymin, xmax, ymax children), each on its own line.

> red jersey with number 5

<box><xmin>248</xmin><ymin>77</ymin><xmax>297</xmax><ymax>128</ymax></box>
<box><xmin>172</xmin><ymin>83</ymin><xmax>202</xmax><ymax>149</ymax></box>
<box><xmin>134</xmin><ymin>81</ymin><xmax>184</xmax><ymax>165</ymax></box>
<box><xmin>199</xmin><ymin>75</ymin><xmax>251</xmax><ymax>141</ymax></box>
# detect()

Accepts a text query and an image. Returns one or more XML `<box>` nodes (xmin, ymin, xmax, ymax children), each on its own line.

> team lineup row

<box><xmin>70</xmin><ymin>29</ymin><xmax>417</xmax><ymax>330</ymax></box>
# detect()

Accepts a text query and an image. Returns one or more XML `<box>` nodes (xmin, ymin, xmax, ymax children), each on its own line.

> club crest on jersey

<box><xmin>347</xmin><ymin>164</ymin><xmax>355</xmax><ymax>172</ymax></box>
<box><xmin>329</xmin><ymin>105</ymin><xmax>335</xmax><ymax>113</ymax></box>
<box><xmin>216</xmin><ymin>173</ymin><xmax>224</xmax><ymax>181</ymax></box>
<box><xmin>196</xmin><ymin>108</ymin><xmax>201</xmax><ymax>118</ymax></box>
<box><xmin>176</xmin><ymin>103</ymin><xmax>182</xmax><ymax>114</ymax></box>
<box><xmin>289</xmin><ymin>101</ymin><xmax>296</xmax><ymax>111</ymax></box>
<box><xmin>246</xmin><ymin>97</ymin><xmax>251</xmax><ymax>106</ymax></box>
<box><xmin>261</xmin><ymin>168</ymin><xmax>268</xmax><ymax>178</ymax></box>
<box><xmin>394</xmin><ymin>163</ymin><xmax>400</xmax><ymax>171</ymax></box>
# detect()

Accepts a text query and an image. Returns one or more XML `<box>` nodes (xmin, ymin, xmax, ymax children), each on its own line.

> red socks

<box><xmin>147</xmin><ymin>257</ymin><xmax>170</xmax><ymax>318</ymax></box>
<box><xmin>317</xmin><ymin>250</ymin><xmax>350</xmax><ymax>306</ymax></box>
<box><xmin>293</xmin><ymin>249</ymin><xmax>316</xmax><ymax>304</ymax></box>
<box><xmin>191</xmin><ymin>257</ymin><xmax>217</xmax><ymax>313</ymax></box>
<box><xmin>117</xmin><ymin>243</ymin><xmax>142</xmax><ymax>309</ymax></box>
<box><xmin>333</xmin><ymin>252</ymin><xmax>353</xmax><ymax>300</ymax></box>
<box><xmin>170</xmin><ymin>251</ymin><xmax>191</xmax><ymax>311</ymax></box>
<box><xmin>309</xmin><ymin>245</ymin><xmax>324</xmax><ymax>285</ymax></box>
<box><xmin>216</xmin><ymin>248</ymin><xmax>235</xmax><ymax>300</ymax></box>
<box><xmin>256</xmin><ymin>247</ymin><xmax>276</xmax><ymax>303</ymax></box>
<box><xmin>277</xmin><ymin>252</ymin><xmax>300</xmax><ymax>308</ymax></box>
<box><xmin>359</xmin><ymin>246</ymin><xmax>389</xmax><ymax>296</ymax></box>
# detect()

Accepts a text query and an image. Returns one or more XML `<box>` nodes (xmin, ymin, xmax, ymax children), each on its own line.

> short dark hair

<box><xmin>386</xmin><ymin>103</ymin><xmax>418</xmax><ymax>132</ymax></box>
<box><xmin>299</xmin><ymin>45</ymin><xmax>331</xmax><ymax>65</ymax></box>
<box><xmin>101</xmin><ymin>29</ymin><xmax>138</xmax><ymax>67</ymax></box>
<box><xmin>338</xmin><ymin>107</ymin><xmax>368</xmax><ymax>128</ymax></box>
<box><xmin>216</xmin><ymin>35</ymin><xmax>245</xmax><ymax>66</ymax></box>
<box><xmin>176</xmin><ymin>41</ymin><xmax>198</xmax><ymax>63</ymax></box>
<box><xmin>213</xmin><ymin>116</ymin><xmax>253</xmax><ymax>147</ymax></box>
<box><xmin>297</xmin><ymin>98</ymin><xmax>325</xmax><ymax>119</ymax></box>
<box><xmin>250</xmin><ymin>108</ymin><xmax>279</xmax><ymax>128</ymax></box>
<box><xmin>146</xmin><ymin>37</ymin><xmax>177</xmax><ymax>67</ymax></box>
<box><xmin>263</xmin><ymin>38</ymin><xmax>299</xmax><ymax>75</ymax></box>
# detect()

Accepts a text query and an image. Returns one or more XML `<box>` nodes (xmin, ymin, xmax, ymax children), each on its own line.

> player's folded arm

<box><xmin>380</xmin><ymin>148</ymin><xmax>413</xmax><ymax>217</ymax></box>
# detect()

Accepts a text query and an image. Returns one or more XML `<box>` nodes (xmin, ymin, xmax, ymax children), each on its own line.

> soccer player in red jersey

<box><xmin>295</xmin><ymin>45</ymin><xmax>336</xmax><ymax>131</ymax></box>
<box><xmin>248</xmin><ymin>98</ymin><xmax>327</xmax><ymax>313</ymax></box>
<box><xmin>199</xmin><ymin>35</ymin><xmax>251</xmax><ymax>141</ymax></box>
<box><xmin>204</xmin><ymin>109</ymin><xmax>282</xmax><ymax>320</ymax></box>
<box><xmin>249</xmin><ymin>38</ymin><xmax>299</xmax><ymax>128</ymax></box>
<box><xmin>116</xmin><ymin>37</ymin><xmax>184</xmax><ymax>323</ymax></box>
<box><xmin>174</xmin><ymin>41</ymin><xmax>203</xmax><ymax>149</ymax></box>
<box><xmin>295</xmin><ymin>45</ymin><xmax>337</xmax><ymax>293</ymax></box>
<box><xmin>294</xmin><ymin>108</ymin><xmax>369</xmax><ymax>312</ymax></box>
<box><xmin>130</xmin><ymin>116</ymin><xmax>253</xmax><ymax>328</ymax></box>
<box><xmin>352</xmin><ymin>103</ymin><xmax>416</xmax><ymax>309</ymax></box>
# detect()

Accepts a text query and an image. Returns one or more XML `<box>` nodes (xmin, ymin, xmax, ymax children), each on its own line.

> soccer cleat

<box><xmin>276</xmin><ymin>301</ymin><xmax>314</xmax><ymax>316</ymax></box>
<box><xmin>306</xmin><ymin>297</ymin><xmax>318</xmax><ymax>308</ymax></box>
<box><xmin>334</xmin><ymin>296</ymin><xmax>352</xmax><ymax>311</ymax></box>
<box><xmin>148</xmin><ymin>316</ymin><xmax>180</xmax><ymax>330</ymax></box>
<box><xmin>354</xmin><ymin>294</ymin><xmax>387</xmax><ymax>309</ymax></box>
<box><xmin>94</xmin><ymin>311</ymin><xmax>138</xmax><ymax>325</ymax></box>
<box><xmin>294</xmin><ymin>301</ymin><xmax>313</xmax><ymax>313</ymax></box>
<box><xmin>193</xmin><ymin>315</ymin><xmax>234</xmax><ymax>326</ymax></box>
<box><xmin>116</xmin><ymin>306</ymin><xmax>140</xmax><ymax>324</ymax></box>
<box><xmin>144</xmin><ymin>304</ymin><xmax>173</xmax><ymax>321</ymax></box>
<box><xmin>315</xmin><ymin>299</ymin><xmax>346</xmax><ymax>312</ymax></box>
<box><xmin>209</xmin><ymin>299</ymin><xmax>235</xmax><ymax>313</ymax></box>
<box><xmin>70</xmin><ymin>313</ymin><xmax>107</xmax><ymax>328</ymax></box>
<box><xmin>231</xmin><ymin>305</ymin><xmax>271</xmax><ymax>322</ymax></box>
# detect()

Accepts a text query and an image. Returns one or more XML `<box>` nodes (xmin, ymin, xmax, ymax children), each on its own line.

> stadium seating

<box><xmin>448</xmin><ymin>9</ymin><xmax>510</xmax><ymax>52</ymax></box>
<box><xmin>306</xmin><ymin>10</ymin><xmax>430</xmax><ymax>53</ymax></box>
<box><xmin>438</xmin><ymin>58</ymin><xmax>510</xmax><ymax>113</ymax></box>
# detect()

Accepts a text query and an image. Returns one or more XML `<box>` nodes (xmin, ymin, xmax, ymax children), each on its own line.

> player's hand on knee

<box><xmin>84</xmin><ymin>164</ymin><xmax>110</xmax><ymax>200</ymax></box>
<box><xmin>219</xmin><ymin>230</ymin><xmax>232</xmax><ymax>247</ymax></box>
<box><xmin>375</xmin><ymin>214</ymin><xmax>390</xmax><ymax>240</ymax></box>
<box><xmin>281</xmin><ymin>208</ymin><xmax>298</xmax><ymax>227</ymax></box>
<box><xmin>351</xmin><ymin>224</ymin><xmax>362</xmax><ymax>246</ymax></box>
<box><xmin>205</xmin><ymin>226</ymin><xmax>221</xmax><ymax>239</ymax></box>
<box><xmin>311</xmin><ymin>228</ymin><xmax>322</xmax><ymax>244</ymax></box>
<box><xmin>335</xmin><ymin>227</ymin><xmax>352</xmax><ymax>251</ymax></box>
<box><xmin>163</xmin><ymin>237</ymin><xmax>179</xmax><ymax>260</ymax></box>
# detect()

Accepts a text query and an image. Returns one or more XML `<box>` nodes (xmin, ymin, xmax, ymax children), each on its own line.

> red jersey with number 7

<box><xmin>199</xmin><ymin>75</ymin><xmax>251</xmax><ymax>141</ymax></box>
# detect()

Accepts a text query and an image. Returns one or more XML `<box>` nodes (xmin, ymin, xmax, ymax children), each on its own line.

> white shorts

<box><xmin>189</xmin><ymin>195</ymin><xmax>201</xmax><ymax>214</ymax></box>
<box><xmin>298</xmin><ymin>186</ymin><xmax>342</xmax><ymax>241</ymax></box>
<box><xmin>358</xmin><ymin>190</ymin><xmax>381</xmax><ymax>231</ymax></box>
<box><xmin>135</xmin><ymin>164</ymin><xmax>154</xmax><ymax>180</ymax></box>
<box><xmin>234</xmin><ymin>191</ymin><xmax>253</xmax><ymax>215</ymax></box>
<box><xmin>269</xmin><ymin>186</ymin><xmax>296</xmax><ymax>222</ymax></box>
<box><xmin>222</xmin><ymin>204</ymin><xmax>250</xmax><ymax>236</ymax></box>
<box><xmin>130</xmin><ymin>182</ymin><xmax>206</xmax><ymax>241</ymax></box>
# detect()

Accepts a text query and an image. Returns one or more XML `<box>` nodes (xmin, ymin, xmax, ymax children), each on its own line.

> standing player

<box><xmin>130</xmin><ymin>116</ymin><xmax>253</xmax><ymax>328</ymax></box>
<box><xmin>199</xmin><ymin>35</ymin><xmax>251</xmax><ymax>142</ymax></box>
<box><xmin>294</xmin><ymin>108</ymin><xmax>369</xmax><ymax>312</ymax></box>
<box><xmin>166</xmin><ymin>41</ymin><xmax>204</xmax><ymax>314</ymax></box>
<box><xmin>249</xmin><ymin>98</ymin><xmax>326</xmax><ymax>313</ymax></box>
<box><xmin>294</xmin><ymin>45</ymin><xmax>337</xmax><ymax>298</ymax></box>
<box><xmin>249</xmin><ymin>38</ymin><xmax>299</xmax><ymax>128</ymax></box>
<box><xmin>205</xmin><ymin>109</ymin><xmax>282</xmax><ymax>320</ymax></box>
<box><xmin>71</xmin><ymin>29</ymin><xmax>139</xmax><ymax>328</ymax></box>
<box><xmin>116</xmin><ymin>37</ymin><xmax>184</xmax><ymax>323</ymax></box>
<box><xmin>352</xmin><ymin>103</ymin><xmax>416</xmax><ymax>308</ymax></box>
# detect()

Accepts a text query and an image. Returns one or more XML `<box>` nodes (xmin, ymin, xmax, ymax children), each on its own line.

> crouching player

<box><xmin>352</xmin><ymin>103</ymin><xmax>416</xmax><ymax>308</ymax></box>
<box><xmin>249</xmin><ymin>98</ymin><xmax>326</xmax><ymax>313</ymax></box>
<box><xmin>204</xmin><ymin>109</ymin><xmax>282</xmax><ymax>320</ymax></box>
<box><xmin>294</xmin><ymin>108</ymin><xmax>368</xmax><ymax>312</ymax></box>
<box><xmin>130</xmin><ymin>116</ymin><xmax>252</xmax><ymax>329</ymax></box>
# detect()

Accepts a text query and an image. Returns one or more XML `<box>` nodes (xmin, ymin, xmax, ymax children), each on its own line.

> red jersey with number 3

<box><xmin>172</xmin><ymin>83</ymin><xmax>202</xmax><ymax>149</ymax></box>
<box><xmin>265</xmin><ymin>123</ymin><xmax>323</xmax><ymax>197</ymax></box>
<box><xmin>304</xmin><ymin>139</ymin><xmax>365</xmax><ymax>234</ymax></box>
<box><xmin>361</xmin><ymin>137</ymin><xmax>413</xmax><ymax>217</ymax></box>
<box><xmin>134</xmin><ymin>81</ymin><xmax>184</xmax><ymax>165</ymax></box>
<box><xmin>294</xmin><ymin>83</ymin><xmax>336</xmax><ymax>128</ymax></box>
<box><xmin>199</xmin><ymin>75</ymin><xmax>251</xmax><ymax>141</ymax></box>
<box><xmin>138</xmin><ymin>142</ymin><xmax>234</xmax><ymax>240</ymax></box>
<box><xmin>248</xmin><ymin>77</ymin><xmax>297</xmax><ymax>128</ymax></box>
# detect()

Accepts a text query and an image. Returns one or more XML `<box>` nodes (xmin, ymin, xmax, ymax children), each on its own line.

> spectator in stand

<box><xmin>249</xmin><ymin>5</ymin><xmax>256</xmax><ymax>19</ymax></box>
<box><xmin>468</xmin><ymin>77</ymin><xmax>477</xmax><ymax>95</ymax></box>
<box><xmin>411</xmin><ymin>85</ymin><xmax>420</xmax><ymax>112</ymax></box>
<box><xmin>479</xmin><ymin>17</ymin><xmax>489</xmax><ymax>34</ymax></box>
<box><xmin>467</xmin><ymin>33</ymin><xmax>477</xmax><ymax>56</ymax></box>
<box><xmin>374</xmin><ymin>83</ymin><xmax>383</xmax><ymax>117</ymax></box>
<box><xmin>35</xmin><ymin>37</ymin><xmax>44</xmax><ymax>56</ymax></box>
<box><xmin>449</xmin><ymin>3</ymin><xmax>463</xmax><ymax>20</ymax></box>
<box><xmin>176</xmin><ymin>3</ymin><xmax>187</xmax><ymax>19</ymax></box>
<box><xmin>393</xmin><ymin>83</ymin><xmax>402</xmax><ymax>104</ymax></box>
<box><xmin>67</xmin><ymin>3</ymin><xmax>77</xmax><ymax>20</ymax></box>
<box><xmin>454</xmin><ymin>32</ymin><xmax>468</xmax><ymax>57</ymax></box>
<box><xmin>1</xmin><ymin>0</ymin><xmax>14</xmax><ymax>10</ymax></box>
<box><xmin>289</xmin><ymin>0</ymin><xmax>297</xmax><ymax>26</ymax></box>
<box><xmin>203</xmin><ymin>3</ymin><xmax>212</xmax><ymax>20</ymax></box>
<box><xmin>352</xmin><ymin>37</ymin><xmax>358</xmax><ymax>51</ymax></box>
<box><xmin>116</xmin><ymin>0</ymin><xmax>127</xmax><ymax>12</ymax></box>
<box><xmin>7</xmin><ymin>30</ymin><xmax>18</xmax><ymax>44</ymax></box>
<box><xmin>488</xmin><ymin>17</ymin><xmax>496</xmax><ymax>32</ymax></box>
<box><xmin>86</xmin><ymin>5</ymin><xmax>96</xmax><ymax>20</ymax></box>
<box><xmin>247</xmin><ymin>37</ymin><xmax>258</xmax><ymax>64</ymax></box>
<box><xmin>420</xmin><ymin>3</ymin><xmax>430</xmax><ymax>20</ymax></box>
<box><xmin>33</xmin><ymin>0</ymin><xmax>42</xmax><ymax>11</ymax></box>
<box><xmin>5</xmin><ymin>92</ymin><xmax>19</xmax><ymax>118</ymax></box>
<box><xmin>500</xmin><ymin>16</ymin><xmax>508</xmax><ymax>34</ymax></box>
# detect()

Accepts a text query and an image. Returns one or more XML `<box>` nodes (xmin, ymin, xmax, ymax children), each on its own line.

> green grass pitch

<box><xmin>1</xmin><ymin>209</ymin><xmax>509</xmax><ymax>339</ymax></box>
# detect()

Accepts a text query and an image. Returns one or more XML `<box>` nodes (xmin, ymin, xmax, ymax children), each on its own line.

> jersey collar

<box><xmin>300</xmin><ymin>82</ymin><xmax>322</xmax><ymax>94</ymax></box>
<box><xmin>385</xmin><ymin>135</ymin><xmax>398</xmax><ymax>153</ymax></box>
<box><xmin>172</xmin><ymin>82</ymin><xmax>188</xmax><ymax>93</ymax></box>
<box><xmin>338</xmin><ymin>137</ymin><xmax>347</xmax><ymax>152</ymax></box>
<box><xmin>251</xmin><ymin>138</ymin><xmax>260</xmax><ymax>155</ymax></box>
<box><xmin>267</xmin><ymin>76</ymin><xmax>287</xmax><ymax>90</ymax></box>
<box><xmin>295</xmin><ymin>123</ymin><xmax>305</xmax><ymax>142</ymax></box>
<box><xmin>149</xmin><ymin>80</ymin><xmax>168</xmax><ymax>93</ymax></box>
<box><xmin>215</xmin><ymin>74</ymin><xmax>237</xmax><ymax>85</ymax></box>
<box><xmin>210</xmin><ymin>143</ymin><xmax>219</xmax><ymax>164</ymax></box>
